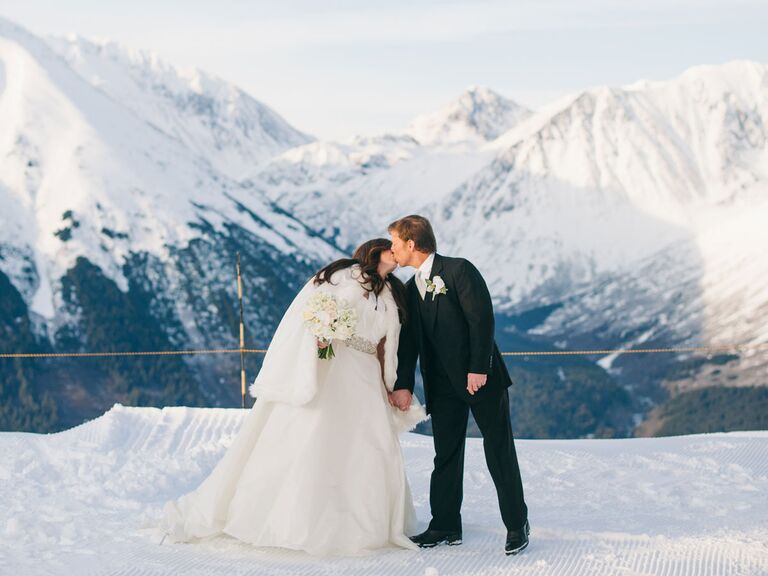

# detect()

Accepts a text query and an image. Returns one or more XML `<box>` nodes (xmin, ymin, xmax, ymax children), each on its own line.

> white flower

<box><xmin>303</xmin><ymin>292</ymin><xmax>357</xmax><ymax>359</ymax></box>
<box><xmin>424</xmin><ymin>275</ymin><xmax>448</xmax><ymax>300</ymax></box>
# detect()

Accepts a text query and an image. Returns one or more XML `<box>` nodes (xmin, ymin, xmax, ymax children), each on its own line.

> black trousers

<box><xmin>426</xmin><ymin>369</ymin><xmax>528</xmax><ymax>533</ymax></box>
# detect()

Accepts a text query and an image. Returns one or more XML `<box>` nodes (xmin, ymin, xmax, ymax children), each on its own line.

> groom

<box><xmin>388</xmin><ymin>215</ymin><xmax>529</xmax><ymax>555</ymax></box>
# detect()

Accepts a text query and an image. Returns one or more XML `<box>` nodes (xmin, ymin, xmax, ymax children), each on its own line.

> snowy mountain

<box><xmin>46</xmin><ymin>35</ymin><xmax>313</xmax><ymax>179</ymax></box>
<box><xmin>2</xmin><ymin>404</ymin><xmax>767</xmax><ymax>575</ymax></box>
<box><xmin>0</xmin><ymin>17</ymin><xmax>341</xmax><ymax>430</ymax></box>
<box><xmin>249</xmin><ymin>61</ymin><xmax>768</xmax><ymax>434</ymax></box>
<box><xmin>244</xmin><ymin>88</ymin><xmax>532</xmax><ymax>248</ymax></box>
<box><xmin>1</xmin><ymin>15</ymin><xmax>766</xmax><ymax>437</ymax></box>
<box><xmin>405</xmin><ymin>86</ymin><xmax>532</xmax><ymax>145</ymax></box>
<box><xmin>250</xmin><ymin>134</ymin><xmax>496</xmax><ymax>249</ymax></box>
<box><xmin>429</xmin><ymin>62</ymin><xmax>768</xmax><ymax>407</ymax></box>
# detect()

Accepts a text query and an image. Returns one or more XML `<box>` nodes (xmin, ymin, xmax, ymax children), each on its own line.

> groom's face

<box><xmin>389</xmin><ymin>231</ymin><xmax>413</xmax><ymax>267</ymax></box>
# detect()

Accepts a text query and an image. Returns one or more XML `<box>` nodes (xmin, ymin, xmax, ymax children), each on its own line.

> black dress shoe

<box><xmin>505</xmin><ymin>520</ymin><xmax>530</xmax><ymax>555</ymax></box>
<box><xmin>410</xmin><ymin>528</ymin><xmax>463</xmax><ymax>548</ymax></box>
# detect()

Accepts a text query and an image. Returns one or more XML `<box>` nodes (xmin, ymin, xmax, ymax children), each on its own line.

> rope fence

<box><xmin>501</xmin><ymin>342</ymin><xmax>768</xmax><ymax>356</ymax></box>
<box><xmin>0</xmin><ymin>348</ymin><xmax>266</xmax><ymax>358</ymax></box>
<box><xmin>2</xmin><ymin>342</ymin><xmax>767</xmax><ymax>359</ymax></box>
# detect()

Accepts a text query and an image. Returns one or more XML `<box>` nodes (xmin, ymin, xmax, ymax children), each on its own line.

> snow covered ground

<box><xmin>1</xmin><ymin>404</ymin><xmax>767</xmax><ymax>576</ymax></box>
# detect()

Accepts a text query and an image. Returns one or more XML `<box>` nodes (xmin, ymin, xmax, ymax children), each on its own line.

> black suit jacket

<box><xmin>393</xmin><ymin>253</ymin><xmax>512</xmax><ymax>412</ymax></box>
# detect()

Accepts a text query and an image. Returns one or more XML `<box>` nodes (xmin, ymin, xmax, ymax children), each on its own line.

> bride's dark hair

<box><xmin>313</xmin><ymin>238</ymin><xmax>408</xmax><ymax>322</ymax></box>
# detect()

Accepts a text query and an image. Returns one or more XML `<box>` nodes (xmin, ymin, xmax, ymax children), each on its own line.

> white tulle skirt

<box><xmin>161</xmin><ymin>342</ymin><xmax>419</xmax><ymax>556</ymax></box>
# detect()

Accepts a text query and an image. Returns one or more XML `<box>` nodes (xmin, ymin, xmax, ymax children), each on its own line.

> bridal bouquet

<box><xmin>303</xmin><ymin>292</ymin><xmax>357</xmax><ymax>359</ymax></box>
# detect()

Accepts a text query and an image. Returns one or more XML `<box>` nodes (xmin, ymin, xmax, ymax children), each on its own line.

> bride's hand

<box><xmin>317</xmin><ymin>339</ymin><xmax>330</xmax><ymax>349</ymax></box>
<box><xmin>389</xmin><ymin>390</ymin><xmax>412</xmax><ymax>411</ymax></box>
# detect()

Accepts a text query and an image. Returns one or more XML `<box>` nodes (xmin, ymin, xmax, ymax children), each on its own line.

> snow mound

<box><xmin>1</xmin><ymin>404</ymin><xmax>767</xmax><ymax>575</ymax></box>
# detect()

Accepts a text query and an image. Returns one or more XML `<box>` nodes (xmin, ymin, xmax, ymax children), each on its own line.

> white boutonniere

<box><xmin>424</xmin><ymin>275</ymin><xmax>448</xmax><ymax>301</ymax></box>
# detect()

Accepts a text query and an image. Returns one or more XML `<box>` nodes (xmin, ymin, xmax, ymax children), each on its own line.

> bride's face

<box><xmin>378</xmin><ymin>248</ymin><xmax>398</xmax><ymax>276</ymax></box>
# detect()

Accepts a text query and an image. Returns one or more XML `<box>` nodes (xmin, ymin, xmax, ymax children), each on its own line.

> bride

<box><xmin>159</xmin><ymin>238</ymin><xmax>428</xmax><ymax>556</ymax></box>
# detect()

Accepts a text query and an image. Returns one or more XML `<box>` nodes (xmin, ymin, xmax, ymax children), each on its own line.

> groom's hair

<box><xmin>387</xmin><ymin>215</ymin><xmax>437</xmax><ymax>253</ymax></box>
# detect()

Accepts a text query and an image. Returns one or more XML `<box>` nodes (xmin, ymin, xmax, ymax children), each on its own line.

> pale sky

<box><xmin>2</xmin><ymin>0</ymin><xmax>767</xmax><ymax>141</ymax></box>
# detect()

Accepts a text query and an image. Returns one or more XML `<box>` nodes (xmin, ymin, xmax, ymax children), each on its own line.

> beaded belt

<box><xmin>344</xmin><ymin>335</ymin><xmax>377</xmax><ymax>355</ymax></box>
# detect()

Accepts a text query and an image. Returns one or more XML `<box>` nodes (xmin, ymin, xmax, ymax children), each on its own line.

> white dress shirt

<box><xmin>415</xmin><ymin>252</ymin><xmax>435</xmax><ymax>300</ymax></box>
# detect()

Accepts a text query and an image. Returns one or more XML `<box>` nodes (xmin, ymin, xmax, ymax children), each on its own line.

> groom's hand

<box><xmin>467</xmin><ymin>373</ymin><xmax>487</xmax><ymax>395</ymax></box>
<box><xmin>390</xmin><ymin>390</ymin><xmax>412</xmax><ymax>411</ymax></box>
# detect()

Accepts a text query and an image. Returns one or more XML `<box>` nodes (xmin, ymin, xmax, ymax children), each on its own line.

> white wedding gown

<box><xmin>160</xmin><ymin>266</ymin><xmax>426</xmax><ymax>556</ymax></box>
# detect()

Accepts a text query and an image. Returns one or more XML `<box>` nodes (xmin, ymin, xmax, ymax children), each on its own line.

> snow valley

<box><xmin>1</xmin><ymin>16</ymin><xmax>767</xmax><ymax>437</ymax></box>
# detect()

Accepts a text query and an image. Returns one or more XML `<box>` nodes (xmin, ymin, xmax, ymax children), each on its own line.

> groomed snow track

<box><xmin>1</xmin><ymin>404</ymin><xmax>767</xmax><ymax>575</ymax></box>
